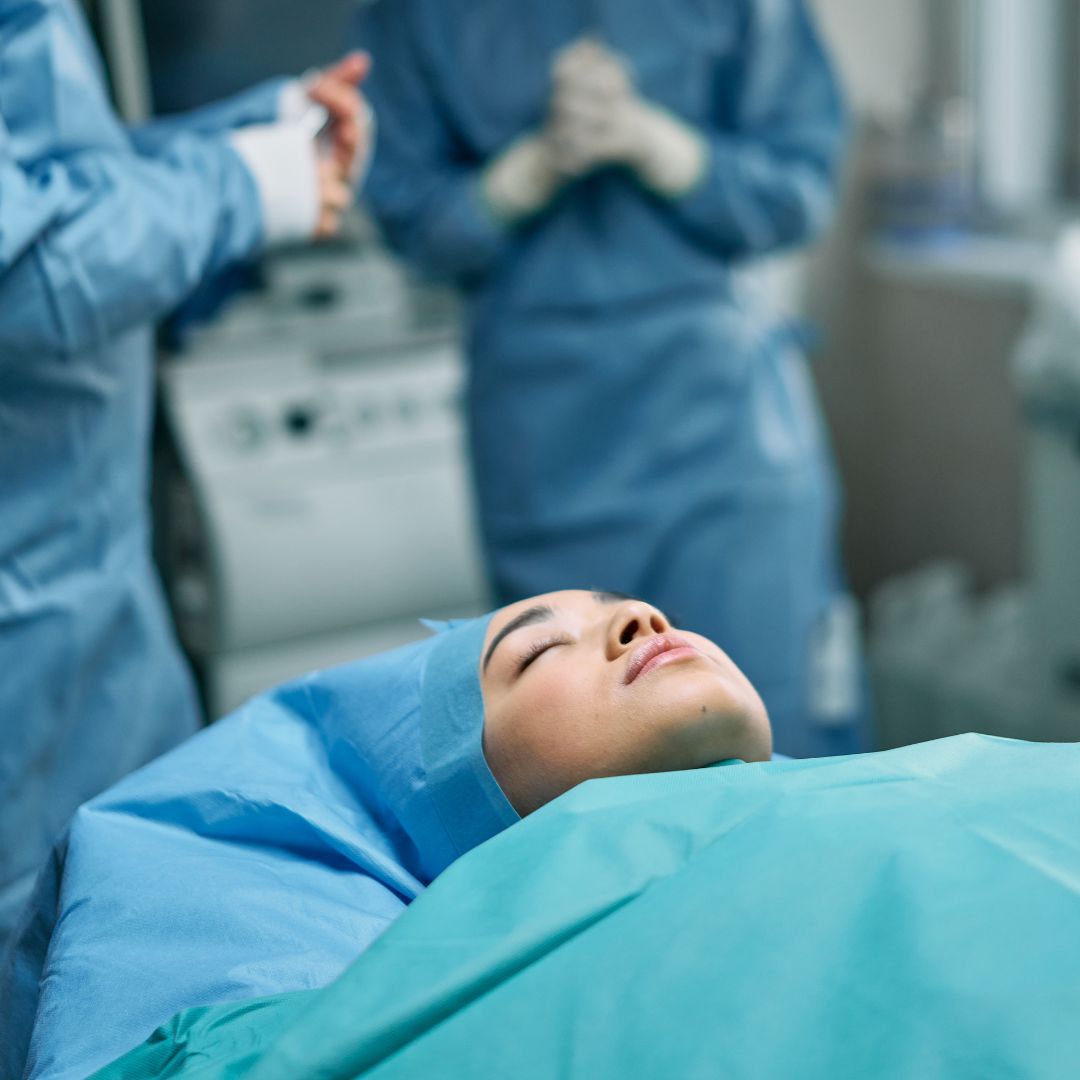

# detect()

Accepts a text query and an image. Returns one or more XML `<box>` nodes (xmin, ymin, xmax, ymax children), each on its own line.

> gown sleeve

<box><xmin>128</xmin><ymin>78</ymin><xmax>289</xmax><ymax>155</ymax></box>
<box><xmin>353</xmin><ymin>1</ymin><xmax>510</xmax><ymax>284</ymax></box>
<box><xmin>0</xmin><ymin>126</ymin><xmax>264</xmax><ymax>355</ymax></box>
<box><xmin>665</xmin><ymin>0</ymin><xmax>848</xmax><ymax>258</ymax></box>
<box><xmin>0</xmin><ymin>0</ymin><xmax>270</xmax><ymax>355</ymax></box>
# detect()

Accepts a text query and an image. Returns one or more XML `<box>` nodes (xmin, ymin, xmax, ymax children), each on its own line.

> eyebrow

<box><xmin>482</xmin><ymin>605</ymin><xmax>554</xmax><ymax>673</ymax></box>
<box><xmin>482</xmin><ymin>591</ymin><xmax>631</xmax><ymax>674</ymax></box>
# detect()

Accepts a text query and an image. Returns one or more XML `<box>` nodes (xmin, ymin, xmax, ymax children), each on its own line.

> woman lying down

<box><xmin>5</xmin><ymin>592</ymin><xmax>1080</xmax><ymax>1079</ymax></box>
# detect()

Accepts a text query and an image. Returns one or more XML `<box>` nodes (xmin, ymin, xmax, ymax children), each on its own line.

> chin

<box><xmin>700</xmin><ymin>696</ymin><xmax>772</xmax><ymax>765</ymax></box>
<box><xmin>733</xmin><ymin>715</ymin><xmax>773</xmax><ymax>763</ymax></box>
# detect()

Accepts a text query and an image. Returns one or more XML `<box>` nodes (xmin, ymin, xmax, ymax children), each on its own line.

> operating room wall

<box><xmin>810</xmin><ymin>239</ymin><xmax>1029</xmax><ymax>595</ymax></box>
<box><xmin>804</xmin><ymin>0</ymin><xmax>1030</xmax><ymax>596</ymax></box>
<box><xmin>812</xmin><ymin>0</ymin><xmax>931</xmax><ymax>124</ymax></box>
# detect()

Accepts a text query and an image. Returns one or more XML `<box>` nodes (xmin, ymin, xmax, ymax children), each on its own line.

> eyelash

<box><xmin>514</xmin><ymin>635</ymin><xmax>570</xmax><ymax>674</ymax></box>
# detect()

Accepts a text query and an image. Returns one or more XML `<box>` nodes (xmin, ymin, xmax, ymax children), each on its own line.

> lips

<box><xmin>624</xmin><ymin>634</ymin><xmax>700</xmax><ymax>684</ymax></box>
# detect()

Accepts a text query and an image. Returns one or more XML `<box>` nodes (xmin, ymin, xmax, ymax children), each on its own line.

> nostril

<box><xmin>619</xmin><ymin>620</ymin><xmax>638</xmax><ymax>645</ymax></box>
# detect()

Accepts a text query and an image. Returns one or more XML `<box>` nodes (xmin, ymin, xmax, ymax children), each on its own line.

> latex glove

<box><xmin>482</xmin><ymin>132</ymin><xmax>565</xmax><ymax>224</ymax></box>
<box><xmin>550</xmin><ymin>37</ymin><xmax>707</xmax><ymax>198</ymax></box>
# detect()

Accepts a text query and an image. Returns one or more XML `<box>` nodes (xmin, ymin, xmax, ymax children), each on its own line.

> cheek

<box><xmin>520</xmin><ymin>675</ymin><xmax>602</xmax><ymax>761</ymax></box>
<box><xmin>489</xmin><ymin>669</ymin><xmax>609</xmax><ymax>785</ymax></box>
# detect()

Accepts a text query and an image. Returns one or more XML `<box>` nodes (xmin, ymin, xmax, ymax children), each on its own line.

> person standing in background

<box><xmin>354</xmin><ymin>0</ymin><xmax>868</xmax><ymax>760</ymax></box>
<box><xmin>0</xmin><ymin>0</ymin><xmax>371</xmax><ymax>946</ymax></box>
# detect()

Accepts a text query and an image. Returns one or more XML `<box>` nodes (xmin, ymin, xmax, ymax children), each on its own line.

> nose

<box><xmin>605</xmin><ymin>600</ymin><xmax>670</xmax><ymax>659</ymax></box>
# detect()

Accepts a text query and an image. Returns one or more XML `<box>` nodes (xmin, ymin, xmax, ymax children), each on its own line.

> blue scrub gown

<box><xmin>0</xmin><ymin>0</ymin><xmax>282</xmax><ymax>942</ymax></box>
<box><xmin>354</xmin><ymin>0</ymin><xmax>866</xmax><ymax>759</ymax></box>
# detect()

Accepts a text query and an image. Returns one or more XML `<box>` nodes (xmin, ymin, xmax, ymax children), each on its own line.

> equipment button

<box><xmin>284</xmin><ymin>403</ymin><xmax>318</xmax><ymax>436</ymax></box>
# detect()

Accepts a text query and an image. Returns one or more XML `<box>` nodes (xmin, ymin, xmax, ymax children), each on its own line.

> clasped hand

<box><xmin>547</xmin><ymin>38</ymin><xmax>646</xmax><ymax>178</ymax></box>
<box><xmin>481</xmin><ymin>36</ymin><xmax>705</xmax><ymax>223</ymax></box>
<box><xmin>542</xmin><ymin>37</ymin><xmax>705</xmax><ymax>198</ymax></box>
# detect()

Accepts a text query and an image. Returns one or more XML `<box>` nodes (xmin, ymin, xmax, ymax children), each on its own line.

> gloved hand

<box><xmin>549</xmin><ymin>37</ymin><xmax>707</xmax><ymax>198</ymax></box>
<box><xmin>481</xmin><ymin>132</ymin><xmax>565</xmax><ymax>224</ymax></box>
<box><xmin>481</xmin><ymin>36</ymin><xmax>707</xmax><ymax>224</ymax></box>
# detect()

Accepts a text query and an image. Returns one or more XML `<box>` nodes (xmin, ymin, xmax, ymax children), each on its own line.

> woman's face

<box><xmin>479</xmin><ymin>590</ymin><xmax>771</xmax><ymax>815</ymax></box>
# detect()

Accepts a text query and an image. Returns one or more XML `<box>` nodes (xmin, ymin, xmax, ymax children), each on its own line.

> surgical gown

<box><xmin>0</xmin><ymin>0</ymin><xmax>280</xmax><ymax>942</ymax></box>
<box><xmin>354</xmin><ymin>0</ymin><xmax>864</xmax><ymax>759</ymax></box>
<box><xmin>0</xmin><ymin>615</ymin><xmax>517</xmax><ymax>1080</ymax></box>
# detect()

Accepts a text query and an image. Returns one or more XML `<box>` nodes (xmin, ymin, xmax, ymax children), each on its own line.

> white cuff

<box><xmin>230</xmin><ymin>123</ymin><xmax>319</xmax><ymax>246</ymax></box>
<box><xmin>276</xmin><ymin>77</ymin><xmax>313</xmax><ymax>123</ymax></box>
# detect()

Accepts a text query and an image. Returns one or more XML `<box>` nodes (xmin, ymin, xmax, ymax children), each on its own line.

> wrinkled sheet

<box><xmin>96</xmin><ymin>734</ymin><xmax>1080</xmax><ymax>1079</ymax></box>
<box><xmin>4</xmin><ymin>614</ymin><xmax>515</xmax><ymax>1080</ymax></box>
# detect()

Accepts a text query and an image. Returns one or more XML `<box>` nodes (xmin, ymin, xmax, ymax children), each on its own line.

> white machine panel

<box><xmin>161</xmin><ymin>335</ymin><xmax>489</xmax><ymax>662</ymax></box>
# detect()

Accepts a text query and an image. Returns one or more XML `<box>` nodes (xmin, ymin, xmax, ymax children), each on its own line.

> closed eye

<box><xmin>514</xmin><ymin>636</ymin><xmax>570</xmax><ymax>675</ymax></box>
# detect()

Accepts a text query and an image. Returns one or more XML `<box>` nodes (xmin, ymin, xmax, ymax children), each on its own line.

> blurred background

<box><xmin>83</xmin><ymin>0</ymin><xmax>1080</xmax><ymax>749</ymax></box>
